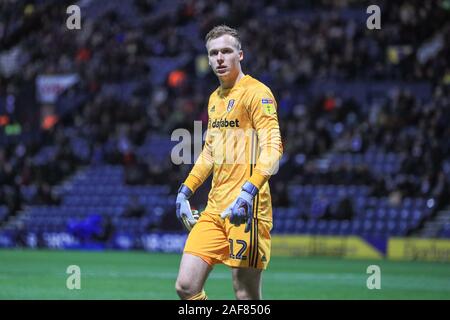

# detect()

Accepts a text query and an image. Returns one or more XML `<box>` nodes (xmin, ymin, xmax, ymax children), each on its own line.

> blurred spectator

<box><xmin>31</xmin><ymin>183</ymin><xmax>60</xmax><ymax>205</ymax></box>
<box><xmin>92</xmin><ymin>216</ymin><xmax>114</xmax><ymax>243</ymax></box>
<box><xmin>330</xmin><ymin>197</ymin><xmax>355</xmax><ymax>221</ymax></box>
<box><xmin>123</xmin><ymin>195</ymin><xmax>146</xmax><ymax>218</ymax></box>
<box><xmin>271</xmin><ymin>181</ymin><xmax>290</xmax><ymax>208</ymax></box>
<box><xmin>125</xmin><ymin>161</ymin><xmax>147</xmax><ymax>185</ymax></box>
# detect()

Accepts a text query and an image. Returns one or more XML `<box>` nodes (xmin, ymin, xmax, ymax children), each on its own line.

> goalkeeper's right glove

<box><xmin>220</xmin><ymin>181</ymin><xmax>258</xmax><ymax>233</ymax></box>
<box><xmin>176</xmin><ymin>184</ymin><xmax>199</xmax><ymax>232</ymax></box>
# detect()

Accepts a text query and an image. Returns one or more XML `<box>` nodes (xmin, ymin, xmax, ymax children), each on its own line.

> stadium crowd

<box><xmin>0</xmin><ymin>0</ymin><xmax>449</xmax><ymax>236</ymax></box>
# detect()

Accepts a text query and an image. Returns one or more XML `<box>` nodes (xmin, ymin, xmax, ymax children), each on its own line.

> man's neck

<box><xmin>219</xmin><ymin>71</ymin><xmax>245</xmax><ymax>91</ymax></box>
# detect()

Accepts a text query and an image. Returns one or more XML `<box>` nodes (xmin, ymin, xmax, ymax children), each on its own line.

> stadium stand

<box><xmin>1</xmin><ymin>0</ymin><xmax>449</xmax><ymax>250</ymax></box>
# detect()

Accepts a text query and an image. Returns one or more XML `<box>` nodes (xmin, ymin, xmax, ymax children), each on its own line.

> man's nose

<box><xmin>217</xmin><ymin>52</ymin><xmax>224</xmax><ymax>61</ymax></box>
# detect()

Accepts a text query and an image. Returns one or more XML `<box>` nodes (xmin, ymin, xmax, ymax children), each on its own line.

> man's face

<box><xmin>206</xmin><ymin>34</ymin><xmax>243</xmax><ymax>81</ymax></box>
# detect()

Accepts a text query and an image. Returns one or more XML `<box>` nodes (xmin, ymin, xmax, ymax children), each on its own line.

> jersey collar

<box><xmin>218</xmin><ymin>74</ymin><xmax>251</xmax><ymax>98</ymax></box>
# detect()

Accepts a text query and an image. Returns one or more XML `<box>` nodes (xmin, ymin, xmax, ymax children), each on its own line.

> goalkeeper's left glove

<box><xmin>176</xmin><ymin>184</ymin><xmax>199</xmax><ymax>232</ymax></box>
<box><xmin>220</xmin><ymin>181</ymin><xmax>258</xmax><ymax>233</ymax></box>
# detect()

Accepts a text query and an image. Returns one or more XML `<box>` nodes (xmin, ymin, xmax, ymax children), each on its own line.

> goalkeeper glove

<box><xmin>176</xmin><ymin>184</ymin><xmax>199</xmax><ymax>232</ymax></box>
<box><xmin>220</xmin><ymin>181</ymin><xmax>258</xmax><ymax>233</ymax></box>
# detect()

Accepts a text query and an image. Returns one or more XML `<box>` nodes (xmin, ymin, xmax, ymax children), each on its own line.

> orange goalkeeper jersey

<box><xmin>183</xmin><ymin>75</ymin><xmax>283</xmax><ymax>222</ymax></box>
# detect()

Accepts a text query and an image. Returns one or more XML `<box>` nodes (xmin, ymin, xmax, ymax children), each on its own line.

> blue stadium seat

<box><xmin>295</xmin><ymin>220</ymin><xmax>306</xmax><ymax>233</ymax></box>
<box><xmin>400</xmin><ymin>209</ymin><xmax>411</xmax><ymax>220</ymax></box>
<box><xmin>338</xmin><ymin>221</ymin><xmax>351</xmax><ymax>235</ymax></box>
<box><xmin>286</xmin><ymin>208</ymin><xmax>298</xmax><ymax>219</ymax></box>
<box><xmin>375</xmin><ymin>221</ymin><xmax>386</xmax><ymax>233</ymax></box>
<box><xmin>317</xmin><ymin>220</ymin><xmax>328</xmax><ymax>234</ymax></box>
<box><xmin>376</xmin><ymin>208</ymin><xmax>387</xmax><ymax>220</ymax></box>
<box><xmin>272</xmin><ymin>220</ymin><xmax>284</xmax><ymax>234</ymax></box>
<box><xmin>350</xmin><ymin>221</ymin><xmax>362</xmax><ymax>234</ymax></box>
<box><xmin>365</xmin><ymin>209</ymin><xmax>375</xmax><ymax>220</ymax></box>
<box><xmin>328</xmin><ymin>220</ymin><xmax>339</xmax><ymax>234</ymax></box>
<box><xmin>305</xmin><ymin>220</ymin><xmax>318</xmax><ymax>234</ymax></box>
<box><xmin>388</xmin><ymin>208</ymin><xmax>400</xmax><ymax>220</ymax></box>
<box><xmin>363</xmin><ymin>221</ymin><xmax>374</xmax><ymax>233</ymax></box>
<box><xmin>283</xmin><ymin>219</ymin><xmax>296</xmax><ymax>234</ymax></box>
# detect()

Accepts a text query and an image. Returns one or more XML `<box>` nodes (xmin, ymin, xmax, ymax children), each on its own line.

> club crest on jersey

<box><xmin>227</xmin><ymin>99</ymin><xmax>235</xmax><ymax>112</ymax></box>
<box><xmin>261</xmin><ymin>98</ymin><xmax>276</xmax><ymax>115</ymax></box>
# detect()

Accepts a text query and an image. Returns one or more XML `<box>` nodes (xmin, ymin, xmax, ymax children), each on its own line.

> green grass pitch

<box><xmin>0</xmin><ymin>249</ymin><xmax>449</xmax><ymax>299</ymax></box>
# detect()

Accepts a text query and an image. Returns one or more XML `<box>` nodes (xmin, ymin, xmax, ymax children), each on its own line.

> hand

<box><xmin>176</xmin><ymin>184</ymin><xmax>197</xmax><ymax>232</ymax></box>
<box><xmin>220</xmin><ymin>182</ymin><xmax>258</xmax><ymax>233</ymax></box>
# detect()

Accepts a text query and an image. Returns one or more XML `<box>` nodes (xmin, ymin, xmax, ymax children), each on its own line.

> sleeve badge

<box><xmin>261</xmin><ymin>98</ymin><xmax>276</xmax><ymax>115</ymax></box>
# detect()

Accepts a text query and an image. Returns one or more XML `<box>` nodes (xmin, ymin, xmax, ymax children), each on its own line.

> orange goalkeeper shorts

<box><xmin>183</xmin><ymin>211</ymin><xmax>272</xmax><ymax>270</ymax></box>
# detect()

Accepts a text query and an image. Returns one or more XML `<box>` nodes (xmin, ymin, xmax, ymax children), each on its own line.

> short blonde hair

<box><xmin>205</xmin><ymin>25</ymin><xmax>241</xmax><ymax>50</ymax></box>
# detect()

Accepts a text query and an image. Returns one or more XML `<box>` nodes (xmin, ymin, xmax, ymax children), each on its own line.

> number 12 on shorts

<box><xmin>228</xmin><ymin>238</ymin><xmax>247</xmax><ymax>260</ymax></box>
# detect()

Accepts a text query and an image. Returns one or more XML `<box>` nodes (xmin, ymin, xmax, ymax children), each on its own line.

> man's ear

<box><xmin>239</xmin><ymin>50</ymin><xmax>243</xmax><ymax>61</ymax></box>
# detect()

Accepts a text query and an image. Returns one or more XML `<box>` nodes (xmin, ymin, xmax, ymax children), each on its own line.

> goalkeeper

<box><xmin>175</xmin><ymin>25</ymin><xmax>283</xmax><ymax>300</ymax></box>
